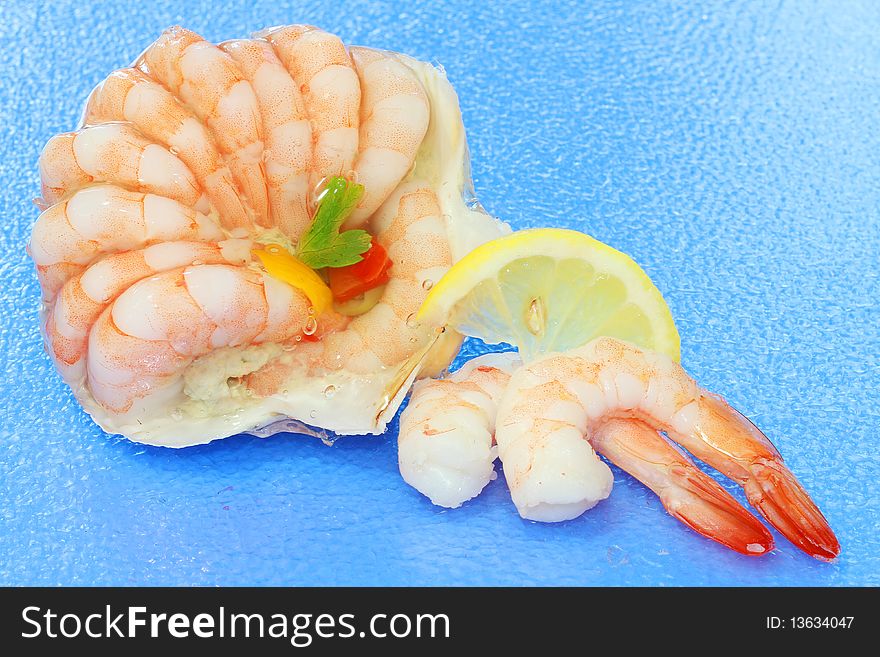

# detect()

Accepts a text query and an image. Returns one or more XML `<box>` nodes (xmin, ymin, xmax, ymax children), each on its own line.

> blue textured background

<box><xmin>1</xmin><ymin>0</ymin><xmax>878</xmax><ymax>586</ymax></box>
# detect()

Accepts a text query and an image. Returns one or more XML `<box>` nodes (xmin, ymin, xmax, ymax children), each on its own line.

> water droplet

<box><xmin>267</xmin><ymin>244</ymin><xmax>282</xmax><ymax>255</ymax></box>
<box><xmin>191</xmin><ymin>259</ymin><xmax>204</xmax><ymax>266</ymax></box>
<box><xmin>409</xmin><ymin>336</ymin><xmax>418</xmax><ymax>343</ymax></box>
<box><xmin>405</xmin><ymin>313</ymin><xmax>419</xmax><ymax>329</ymax></box>
<box><xmin>346</xmin><ymin>169</ymin><xmax>359</xmax><ymax>183</ymax></box>
<box><xmin>323</xmin><ymin>385</ymin><xmax>337</xmax><ymax>398</ymax></box>
<box><xmin>309</xmin><ymin>409</ymin><xmax>317</xmax><ymax>419</ymax></box>
<box><xmin>303</xmin><ymin>316</ymin><xmax>318</xmax><ymax>336</ymax></box>
<box><xmin>169</xmin><ymin>146</ymin><xmax>180</xmax><ymax>156</ymax></box>
<box><xmin>421</xmin><ymin>279</ymin><xmax>433</xmax><ymax>290</ymax></box>
<box><xmin>170</xmin><ymin>408</ymin><xmax>183</xmax><ymax>421</ymax></box>
<box><xmin>294</xmin><ymin>335</ymin><xmax>303</xmax><ymax>342</ymax></box>
<box><xmin>606</xmin><ymin>545</ymin><xmax>629</xmax><ymax>566</ymax></box>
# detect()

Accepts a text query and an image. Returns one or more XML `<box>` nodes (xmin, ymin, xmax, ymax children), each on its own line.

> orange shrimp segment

<box><xmin>87</xmin><ymin>264</ymin><xmax>310</xmax><ymax>414</ymax></box>
<box><xmin>262</xmin><ymin>25</ymin><xmax>360</xmax><ymax>203</ymax></box>
<box><xmin>346</xmin><ymin>47</ymin><xmax>430</xmax><ymax>228</ymax></box>
<box><xmin>138</xmin><ymin>26</ymin><xmax>269</xmax><ymax>227</ymax></box>
<box><xmin>84</xmin><ymin>67</ymin><xmax>250</xmax><ymax>229</ymax></box>
<box><xmin>221</xmin><ymin>39</ymin><xmax>312</xmax><ymax>239</ymax></box>
<box><xmin>29</xmin><ymin>185</ymin><xmax>223</xmax><ymax>300</ymax></box>
<box><xmin>44</xmin><ymin>240</ymin><xmax>251</xmax><ymax>383</ymax></box>
<box><xmin>38</xmin><ymin>123</ymin><xmax>201</xmax><ymax>208</ymax></box>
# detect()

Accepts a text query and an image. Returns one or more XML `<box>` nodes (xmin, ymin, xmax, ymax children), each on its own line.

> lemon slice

<box><xmin>418</xmin><ymin>228</ymin><xmax>680</xmax><ymax>362</ymax></box>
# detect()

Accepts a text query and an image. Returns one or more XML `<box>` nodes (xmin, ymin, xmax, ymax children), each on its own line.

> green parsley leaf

<box><xmin>296</xmin><ymin>177</ymin><xmax>372</xmax><ymax>269</ymax></box>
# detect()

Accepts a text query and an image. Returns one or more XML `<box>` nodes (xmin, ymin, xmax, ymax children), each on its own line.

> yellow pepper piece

<box><xmin>253</xmin><ymin>244</ymin><xmax>333</xmax><ymax>315</ymax></box>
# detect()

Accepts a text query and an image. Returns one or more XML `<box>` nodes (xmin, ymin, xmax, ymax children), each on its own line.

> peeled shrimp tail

<box><xmin>592</xmin><ymin>419</ymin><xmax>774</xmax><ymax>556</ymax></box>
<box><xmin>670</xmin><ymin>393</ymin><xmax>840</xmax><ymax>561</ymax></box>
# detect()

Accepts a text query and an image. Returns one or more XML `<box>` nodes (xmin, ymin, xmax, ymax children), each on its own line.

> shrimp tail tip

<box><xmin>663</xmin><ymin>464</ymin><xmax>775</xmax><ymax>556</ymax></box>
<box><xmin>746</xmin><ymin>459</ymin><xmax>841</xmax><ymax>561</ymax></box>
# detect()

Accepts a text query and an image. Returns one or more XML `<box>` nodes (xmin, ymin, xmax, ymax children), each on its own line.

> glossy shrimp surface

<box><xmin>83</xmin><ymin>67</ymin><xmax>251</xmax><ymax>229</ymax></box>
<box><xmin>87</xmin><ymin>263</ymin><xmax>310</xmax><ymax>415</ymax></box>
<box><xmin>495</xmin><ymin>337</ymin><xmax>840</xmax><ymax>560</ymax></box>
<box><xmin>261</xmin><ymin>25</ymin><xmax>361</xmax><ymax>195</ymax></box>
<box><xmin>45</xmin><ymin>239</ymin><xmax>252</xmax><ymax>385</ymax></box>
<box><xmin>245</xmin><ymin>181</ymin><xmax>455</xmax><ymax>392</ymax></box>
<box><xmin>137</xmin><ymin>26</ymin><xmax>270</xmax><ymax>227</ymax></box>
<box><xmin>29</xmin><ymin>24</ymin><xmax>452</xmax><ymax>443</ymax></box>
<box><xmin>398</xmin><ymin>352</ymin><xmax>518</xmax><ymax>508</ymax></box>
<box><xmin>38</xmin><ymin>124</ymin><xmax>204</xmax><ymax>211</ymax></box>
<box><xmin>220</xmin><ymin>38</ymin><xmax>312</xmax><ymax>238</ymax></box>
<box><xmin>29</xmin><ymin>184</ymin><xmax>223</xmax><ymax>300</ymax></box>
<box><xmin>398</xmin><ymin>340</ymin><xmax>838</xmax><ymax>560</ymax></box>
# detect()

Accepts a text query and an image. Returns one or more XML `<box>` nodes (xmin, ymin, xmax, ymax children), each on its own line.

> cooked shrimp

<box><xmin>138</xmin><ymin>26</ymin><xmax>269</xmax><ymax>226</ymax></box>
<box><xmin>220</xmin><ymin>39</ymin><xmax>312</xmax><ymax>239</ymax></box>
<box><xmin>398</xmin><ymin>352</ymin><xmax>518</xmax><ymax>508</ymax></box>
<box><xmin>28</xmin><ymin>184</ymin><xmax>223</xmax><ymax>300</ymax></box>
<box><xmin>245</xmin><ymin>181</ymin><xmax>453</xmax><ymax>395</ymax></box>
<box><xmin>87</xmin><ymin>263</ymin><xmax>310</xmax><ymax>414</ymax></box>
<box><xmin>261</xmin><ymin>25</ymin><xmax>360</xmax><ymax>198</ymax></box>
<box><xmin>83</xmin><ymin>67</ymin><xmax>250</xmax><ymax>228</ymax></box>
<box><xmin>44</xmin><ymin>239</ymin><xmax>251</xmax><ymax>384</ymax></box>
<box><xmin>38</xmin><ymin>123</ymin><xmax>201</xmax><ymax>209</ymax></box>
<box><xmin>30</xmin><ymin>24</ymin><xmax>488</xmax><ymax>446</ymax></box>
<box><xmin>345</xmin><ymin>47</ymin><xmax>430</xmax><ymax>228</ymax></box>
<box><xmin>400</xmin><ymin>350</ymin><xmax>776</xmax><ymax>555</ymax></box>
<box><xmin>495</xmin><ymin>337</ymin><xmax>840</xmax><ymax>560</ymax></box>
<box><xmin>318</xmin><ymin>181</ymin><xmax>453</xmax><ymax>371</ymax></box>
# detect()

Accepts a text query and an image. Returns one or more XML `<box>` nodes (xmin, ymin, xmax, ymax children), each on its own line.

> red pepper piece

<box><xmin>328</xmin><ymin>238</ymin><xmax>393</xmax><ymax>303</ymax></box>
